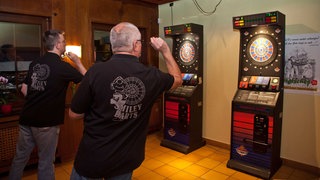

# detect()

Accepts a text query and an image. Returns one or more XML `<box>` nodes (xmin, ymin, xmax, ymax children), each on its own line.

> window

<box><xmin>0</xmin><ymin>13</ymin><xmax>48</xmax><ymax>116</ymax></box>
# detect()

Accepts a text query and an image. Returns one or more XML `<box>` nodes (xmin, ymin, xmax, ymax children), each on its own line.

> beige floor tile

<box><xmin>222</xmin><ymin>160</ymin><xmax>229</xmax><ymax>164</ymax></box>
<box><xmin>191</xmin><ymin>147</ymin><xmax>214</xmax><ymax>157</ymax></box>
<box><xmin>196</xmin><ymin>157</ymin><xmax>221</xmax><ymax>169</ymax></box>
<box><xmin>145</xmin><ymin>148</ymin><xmax>165</xmax><ymax>158</ymax></box>
<box><xmin>145</xmin><ymin>142</ymin><xmax>162</xmax><ymax>151</ymax></box>
<box><xmin>141</xmin><ymin>158</ymin><xmax>165</xmax><ymax>170</ymax></box>
<box><xmin>168</xmin><ymin>170</ymin><xmax>199</xmax><ymax>180</ymax></box>
<box><xmin>183</xmin><ymin>164</ymin><xmax>210</xmax><ymax>177</ymax></box>
<box><xmin>55</xmin><ymin>168</ymin><xmax>70</xmax><ymax>180</ymax></box>
<box><xmin>56</xmin><ymin>160</ymin><xmax>74</xmax><ymax>175</ymax></box>
<box><xmin>168</xmin><ymin>158</ymin><xmax>193</xmax><ymax>170</ymax></box>
<box><xmin>230</xmin><ymin>171</ymin><xmax>259</xmax><ymax>180</ymax></box>
<box><xmin>271</xmin><ymin>171</ymin><xmax>291</xmax><ymax>179</ymax></box>
<box><xmin>135</xmin><ymin>171</ymin><xmax>165</xmax><ymax>180</ymax></box>
<box><xmin>180</xmin><ymin>153</ymin><xmax>206</xmax><ymax>163</ymax></box>
<box><xmin>209</xmin><ymin>152</ymin><xmax>230</xmax><ymax>162</ymax></box>
<box><xmin>213</xmin><ymin>163</ymin><xmax>237</xmax><ymax>176</ymax></box>
<box><xmin>133</xmin><ymin>166</ymin><xmax>152</xmax><ymax>177</ymax></box>
<box><xmin>283</xmin><ymin>176</ymin><xmax>304</xmax><ymax>180</ymax></box>
<box><xmin>146</xmin><ymin>133</ymin><xmax>160</xmax><ymax>142</ymax></box>
<box><xmin>154</xmin><ymin>153</ymin><xmax>178</xmax><ymax>164</ymax></box>
<box><xmin>143</xmin><ymin>155</ymin><xmax>152</xmax><ymax>162</ymax></box>
<box><xmin>137</xmin><ymin>171</ymin><xmax>166</xmax><ymax>180</ymax></box>
<box><xmin>153</xmin><ymin>165</ymin><xmax>180</xmax><ymax>177</ymax></box>
<box><xmin>201</xmin><ymin>170</ymin><xmax>229</xmax><ymax>180</ymax></box>
<box><xmin>155</xmin><ymin>145</ymin><xmax>173</xmax><ymax>153</ymax></box>
<box><xmin>212</xmin><ymin>146</ymin><xmax>230</xmax><ymax>154</ymax></box>
<box><xmin>166</xmin><ymin>149</ymin><xmax>186</xmax><ymax>158</ymax></box>
<box><xmin>226</xmin><ymin>177</ymin><xmax>244</xmax><ymax>180</ymax></box>
<box><xmin>271</xmin><ymin>165</ymin><xmax>293</xmax><ymax>179</ymax></box>
<box><xmin>276</xmin><ymin>165</ymin><xmax>294</xmax><ymax>174</ymax></box>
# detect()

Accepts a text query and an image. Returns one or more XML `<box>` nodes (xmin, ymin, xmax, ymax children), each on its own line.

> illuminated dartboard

<box><xmin>247</xmin><ymin>35</ymin><xmax>277</xmax><ymax>66</ymax></box>
<box><xmin>179</xmin><ymin>41</ymin><xmax>196</xmax><ymax>65</ymax></box>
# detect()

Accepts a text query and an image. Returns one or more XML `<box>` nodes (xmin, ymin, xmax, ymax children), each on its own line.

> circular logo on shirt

<box><xmin>111</xmin><ymin>76</ymin><xmax>145</xmax><ymax>105</ymax></box>
<box><xmin>110</xmin><ymin>76</ymin><xmax>146</xmax><ymax>121</ymax></box>
<box><xmin>33</xmin><ymin>64</ymin><xmax>50</xmax><ymax>81</ymax></box>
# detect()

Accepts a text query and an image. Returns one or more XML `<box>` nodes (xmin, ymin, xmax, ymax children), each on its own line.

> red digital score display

<box><xmin>164</xmin><ymin>24</ymin><xmax>192</xmax><ymax>35</ymax></box>
<box><xmin>233</xmin><ymin>11</ymin><xmax>279</xmax><ymax>28</ymax></box>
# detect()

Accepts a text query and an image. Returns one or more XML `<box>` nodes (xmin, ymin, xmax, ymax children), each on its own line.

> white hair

<box><xmin>110</xmin><ymin>22</ymin><xmax>141</xmax><ymax>53</ymax></box>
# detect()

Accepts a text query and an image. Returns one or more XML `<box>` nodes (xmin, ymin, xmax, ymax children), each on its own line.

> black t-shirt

<box><xmin>71</xmin><ymin>54</ymin><xmax>174</xmax><ymax>178</ymax></box>
<box><xmin>19</xmin><ymin>52</ymin><xmax>83</xmax><ymax>127</ymax></box>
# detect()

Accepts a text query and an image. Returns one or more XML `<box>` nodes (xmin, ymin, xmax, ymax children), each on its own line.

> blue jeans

<box><xmin>70</xmin><ymin>167</ymin><xmax>132</xmax><ymax>180</ymax></box>
<box><xmin>9</xmin><ymin>125</ymin><xmax>60</xmax><ymax>180</ymax></box>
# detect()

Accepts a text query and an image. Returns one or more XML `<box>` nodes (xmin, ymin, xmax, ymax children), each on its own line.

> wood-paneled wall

<box><xmin>0</xmin><ymin>0</ymin><xmax>160</xmax><ymax>68</ymax></box>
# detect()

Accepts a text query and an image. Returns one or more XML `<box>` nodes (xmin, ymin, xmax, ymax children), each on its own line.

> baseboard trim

<box><xmin>282</xmin><ymin>159</ymin><xmax>320</xmax><ymax>176</ymax></box>
<box><xmin>204</xmin><ymin>138</ymin><xmax>320</xmax><ymax>176</ymax></box>
<box><xmin>205</xmin><ymin>138</ymin><xmax>230</xmax><ymax>150</ymax></box>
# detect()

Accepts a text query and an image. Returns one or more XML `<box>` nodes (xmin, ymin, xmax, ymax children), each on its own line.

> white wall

<box><xmin>159</xmin><ymin>0</ymin><xmax>320</xmax><ymax>168</ymax></box>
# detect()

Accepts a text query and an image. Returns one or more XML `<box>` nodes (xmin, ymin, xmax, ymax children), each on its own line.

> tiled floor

<box><xmin>1</xmin><ymin>131</ymin><xmax>319</xmax><ymax>180</ymax></box>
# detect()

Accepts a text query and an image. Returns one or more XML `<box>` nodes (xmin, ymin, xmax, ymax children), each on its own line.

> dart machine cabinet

<box><xmin>161</xmin><ymin>23</ymin><xmax>205</xmax><ymax>154</ymax></box>
<box><xmin>227</xmin><ymin>11</ymin><xmax>285</xmax><ymax>179</ymax></box>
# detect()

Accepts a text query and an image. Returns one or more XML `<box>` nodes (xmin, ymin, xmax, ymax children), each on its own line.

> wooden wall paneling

<box><xmin>146</xmin><ymin>7</ymin><xmax>159</xmax><ymax>67</ymax></box>
<box><xmin>125</xmin><ymin>1</ymin><xmax>159</xmax><ymax>67</ymax></box>
<box><xmin>61</xmin><ymin>0</ymin><xmax>92</xmax><ymax>70</ymax></box>
<box><xmin>89</xmin><ymin>0</ymin><xmax>160</xmax><ymax>67</ymax></box>
<box><xmin>116</xmin><ymin>2</ymin><xmax>159</xmax><ymax>66</ymax></box>
<box><xmin>57</xmin><ymin>108</ymin><xmax>84</xmax><ymax>162</ymax></box>
<box><xmin>0</xmin><ymin>0</ymin><xmax>52</xmax><ymax>17</ymax></box>
<box><xmin>52</xmin><ymin>0</ymin><xmax>66</xmax><ymax>33</ymax></box>
<box><xmin>148</xmin><ymin>97</ymin><xmax>163</xmax><ymax>133</ymax></box>
<box><xmin>58</xmin><ymin>1</ymin><xmax>90</xmax><ymax>162</ymax></box>
<box><xmin>89</xmin><ymin>0</ymin><xmax>123</xmax><ymax>24</ymax></box>
<box><xmin>64</xmin><ymin>0</ymin><xmax>85</xmax><ymax>45</ymax></box>
<box><xmin>78</xmin><ymin>0</ymin><xmax>93</xmax><ymax>69</ymax></box>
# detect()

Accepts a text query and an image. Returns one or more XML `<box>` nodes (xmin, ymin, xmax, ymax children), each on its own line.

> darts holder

<box><xmin>161</xmin><ymin>23</ymin><xmax>205</xmax><ymax>154</ymax></box>
<box><xmin>227</xmin><ymin>11</ymin><xmax>285</xmax><ymax>179</ymax></box>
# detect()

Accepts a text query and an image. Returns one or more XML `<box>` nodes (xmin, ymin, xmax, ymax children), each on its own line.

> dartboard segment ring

<box><xmin>246</xmin><ymin>35</ymin><xmax>277</xmax><ymax>67</ymax></box>
<box><xmin>177</xmin><ymin>40</ymin><xmax>198</xmax><ymax>66</ymax></box>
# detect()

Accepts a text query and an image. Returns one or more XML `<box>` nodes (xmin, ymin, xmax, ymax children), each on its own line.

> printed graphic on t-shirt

<box><xmin>30</xmin><ymin>64</ymin><xmax>50</xmax><ymax>91</ymax></box>
<box><xmin>110</xmin><ymin>76</ymin><xmax>146</xmax><ymax>121</ymax></box>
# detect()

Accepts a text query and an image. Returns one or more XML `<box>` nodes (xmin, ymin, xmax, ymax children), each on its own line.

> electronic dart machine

<box><xmin>227</xmin><ymin>11</ymin><xmax>285</xmax><ymax>179</ymax></box>
<box><xmin>161</xmin><ymin>23</ymin><xmax>205</xmax><ymax>154</ymax></box>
